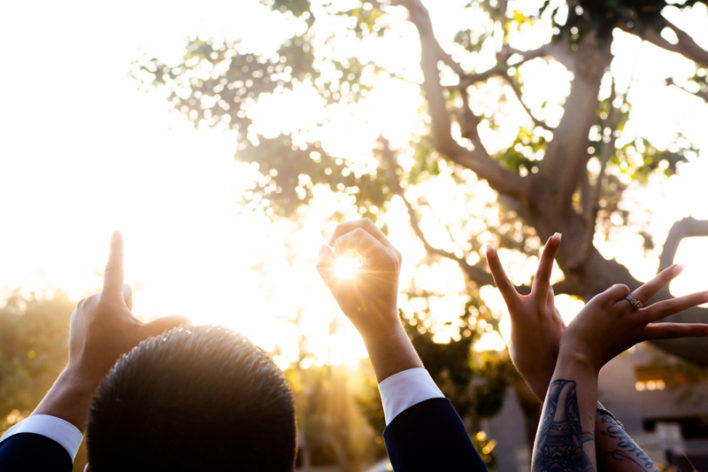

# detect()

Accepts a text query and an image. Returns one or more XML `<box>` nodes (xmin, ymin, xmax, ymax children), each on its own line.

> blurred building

<box><xmin>486</xmin><ymin>344</ymin><xmax>708</xmax><ymax>471</ymax></box>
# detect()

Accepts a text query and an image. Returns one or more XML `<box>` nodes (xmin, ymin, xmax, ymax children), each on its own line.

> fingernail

<box><xmin>674</xmin><ymin>264</ymin><xmax>685</xmax><ymax>274</ymax></box>
<box><xmin>552</xmin><ymin>232</ymin><xmax>562</xmax><ymax>241</ymax></box>
<box><xmin>111</xmin><ymin>231</ymin><xmax>120</xmax><ymax>244</ymax></box>
<box><xmin>484</xmin><ymin>244</ymin><xmax>495</xmax><ymax>253</ymax></box>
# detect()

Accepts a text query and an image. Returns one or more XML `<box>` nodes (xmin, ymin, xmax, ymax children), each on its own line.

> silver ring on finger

<box><xmin>625</xmin><ymin>294</ymin><xmax>644</xmax><ymax>311</ymax></box>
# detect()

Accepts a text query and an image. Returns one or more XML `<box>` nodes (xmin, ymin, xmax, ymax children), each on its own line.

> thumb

<box><xmin>141</xmin><ymin>315</ymin><xmax>191</xmax><ymax>338</ymax></box>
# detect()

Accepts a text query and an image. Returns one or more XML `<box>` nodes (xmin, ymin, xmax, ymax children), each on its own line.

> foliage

<box><xmin>0</xmin><ymin>292</ymin><xmax>385</xmax><ymax>470</ymax></box>
<box><xmin>540</xmin><ymin>0</ymin><xmax>703</xmax><ymax>43</ymax></box>
<box><xmin>135</xmin><ymin>0</ymin><xmax>701</xmax><ymax>232</ymax></box>
<box><xmin>0</xmin><ymin>292</ymin><xmax>73</xmax><ymax>432</ymax></box>
<box><xmin>397</xmin><ymin>288</ymin><xmax>519</xmax><ymax>468</ymax></box>
<box><xmin>286</xmin><ymin>363</ymin><xmax>383</xmax><ymax>470</ymax></box>
<box><xmin>138</xmin><ymin>0</ymin><xmax>708</xmax><ymax>454</ymax></box>
<box><xmin>133</xmin><ymin>1</ymin><xmax>389</xmax><ymax>217</ymax></box>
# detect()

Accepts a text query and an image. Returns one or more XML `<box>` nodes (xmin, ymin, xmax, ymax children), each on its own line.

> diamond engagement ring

<box><xmin>625</xmin><ymin>294</ymin><xmax>644</xmax><ymax>310</ymax></box>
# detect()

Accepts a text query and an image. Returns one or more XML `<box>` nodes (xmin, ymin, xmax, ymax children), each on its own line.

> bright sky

<box><xmin>1</xmin><ymin>1</ymin><xmax>707</xmax><ymax>363</ymax></box>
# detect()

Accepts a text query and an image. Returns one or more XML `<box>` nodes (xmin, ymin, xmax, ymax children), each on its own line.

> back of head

<box><xmin>86</xmin><ymin>325</ymin><xmax>296</xmax><ymax>471</ymax></box>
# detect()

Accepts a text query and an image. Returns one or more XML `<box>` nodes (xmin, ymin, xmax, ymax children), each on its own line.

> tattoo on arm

<box><xmin>598</xmin><ymin>413</ymin><xmax>658</xmax><ymax>471</ymax></box>
<box><xmin>533</xmin><ymin>379</ymin><xmax>594</xmax><ymax>472</ymax></box>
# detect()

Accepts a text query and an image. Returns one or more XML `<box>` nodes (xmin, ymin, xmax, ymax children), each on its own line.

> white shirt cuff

<box><xmin>378</xmin><ymin>367</ymin><xmax>445</xmax><ymax>425</ymax></box>
<box><xmin>0</xmin><ymin>414</ymin><xmax>82</xmax><ymax>461</ymax></box>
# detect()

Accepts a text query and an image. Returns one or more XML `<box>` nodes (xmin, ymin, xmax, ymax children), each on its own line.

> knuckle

<box><xmin>611</xmin><ymin>284</ymin><xmax>631</xmax><ymax>298</ymax></box>
<box><xmin>352</xmin><ymin>227</ymin><xmax>367</xmax><ymax>238</ymax></box>
<box><xmin>333</xmin><ymin>222</ymin><xmax>347</xmax><ymax>235</ymax></box>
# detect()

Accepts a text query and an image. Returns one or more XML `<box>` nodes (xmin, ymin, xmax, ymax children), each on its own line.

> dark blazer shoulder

<box><xmin>0</xmin><ymin>432</ymin><xmax>73</xmax><ymax>472</ymax></box>
<box><xmin>383</xmin><ymin>397</ymin><xmax>487</xmax><ymax>472</ymax></box>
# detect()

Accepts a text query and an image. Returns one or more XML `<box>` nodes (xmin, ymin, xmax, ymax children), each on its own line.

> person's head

<box><xmin>86</xmin><ymin>325</ymin><xmax>296</xmax><ymax>471</ymax></box>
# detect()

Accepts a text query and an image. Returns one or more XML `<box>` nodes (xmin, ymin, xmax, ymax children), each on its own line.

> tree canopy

<box><xmin>136</xmin><ymin>0</ymin><xmax>708</xmax><ymax>365</ymax></box>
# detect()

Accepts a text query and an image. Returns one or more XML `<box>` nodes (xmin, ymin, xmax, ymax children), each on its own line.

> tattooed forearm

<box><xmin>533</xmin><ymin>379</ymin><xmax>594</xmax><ymax>472</ymax></box>
<box><xmin>598</xmin><ymin>412</ymin><xmax>658</xmax><ymax>471</ymax></box>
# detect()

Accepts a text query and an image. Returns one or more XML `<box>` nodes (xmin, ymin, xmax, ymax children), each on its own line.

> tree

<box><xmin>0</xmin><ymin>292</ymin><xmax>73</xmax><ymax>430</ymax></box>
<box><xmin>136</xmin><ymin>0</ymin><xmax>708</xmax><ymax>444</ymax></box>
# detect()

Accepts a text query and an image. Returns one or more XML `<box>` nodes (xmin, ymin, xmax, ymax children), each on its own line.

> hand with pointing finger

<box><xmin>66</xmin><ymin>231</ymin><xmax>189</xmax><ymax>382</ymax></box>
<box><xmin>33</xmin><ymin>231</ymin><xmax>190</xmax><ymax>430</ymax></box>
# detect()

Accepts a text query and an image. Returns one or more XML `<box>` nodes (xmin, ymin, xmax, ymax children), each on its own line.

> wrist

<box><xmin>63</xmin><ymin>362</ymin><xmax>104</xmax><ymax>391</ymax></box>
<box><xmin>350</xmin><ymin>303</ymin><xmax>402</xmax><ymax>341</ymax></box>
<box><xmin>364</xmin><ymin>325</ymin><xmax>422</xmax><ymax>382</ymax></box>
<box><xmin>556</xmin><ymin>345</ymin><xmax>599</xmax><ymax>377</ymax></box>
<box><xmin>33</xmin><ymin>366</ymin><xmax>102</xmax><ymax>432</ymax></box>
<box><xmin>64</xmin><ymin>363</ymin><xmax>103</xmax><ymax>390</ymax></box>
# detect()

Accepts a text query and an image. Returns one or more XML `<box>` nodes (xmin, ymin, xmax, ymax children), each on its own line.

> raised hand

<box><xmin>562</xmin><ymin>265</ymin><xmax>708</xmax><ymax>373</ymax></box>
<box><xmin>67</xmin><ymin>231</ymin><xmax>190</xmax><ymax>382</ymax></box>
<box><xmin>317</xmin><ymin>219</ymin><xmax>421</xmax><ymax>381</ymax></box>
<box><xmin>533</xmin><ymin>264</ymin><xmax>708</xmax><ymax>472</ymax></box>
<box><xmin>486</xmin><ymin>233</ymin><xmax>564</xmax><ymax>400</ymax></box>
<box><xmin>317</xmin><ymin>219</ymin><xmax>402</xmax><ymax>338</ymax></box>
<box><xmin>34</xmin><ymin>232</ymin><xmax>189</xmax><ymax>430</ymax></box>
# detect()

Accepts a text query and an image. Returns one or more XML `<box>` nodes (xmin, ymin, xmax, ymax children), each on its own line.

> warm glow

<box><xmin>335</xmin><ymin>252</ymin><xmax>363</xmax><ymax>280</ymax></box>
<box><xmin>0</xmin><ymin>1</ymin><xmax>707</xmax><ymax>369</ymax></box>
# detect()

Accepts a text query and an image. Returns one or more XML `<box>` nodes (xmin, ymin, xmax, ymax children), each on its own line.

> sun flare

<box><xmin>335</xmin><ymin>252</ymin><xmax>363</xmax><ymax>280</ymax></box>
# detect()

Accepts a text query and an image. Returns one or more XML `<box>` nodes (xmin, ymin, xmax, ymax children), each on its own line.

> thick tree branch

<box><xmin>659</xmin><ymin>217</ymin><xmax>708</xmax><ymax>271</ymax></box>
<box><xmin>639</xmin><ymin>18</ymin><xmax>708</xmax><ymax>68</ymax></box>
<box><xmin>575</xmin><ymin>82</ymin><xmax>621</xmax><ymax>269</ymax></box>
<box><xmin>533</xmin><ymin>33</ymin><xmax>611</xmax><ymax>217</ymax></box>
<box><xmin>379</xmin><ymin>137</ymin><xmax>573</xmax><ymax>296</ymax></box>
<box><xmin>404</xmin><ymin>0</ymin><xmax>527</xmax><ymax>199</ymax></box>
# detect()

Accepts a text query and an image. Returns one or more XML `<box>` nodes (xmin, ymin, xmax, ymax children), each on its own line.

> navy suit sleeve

<box><xmin>0</xmin><ymin>432</ymin><xmax>73</xmax><ymax>472</ymax></box>
<box><xmin>383</xmin><ymin>398</ymin><xmax>487</xmax><ymax>472</ymax></box>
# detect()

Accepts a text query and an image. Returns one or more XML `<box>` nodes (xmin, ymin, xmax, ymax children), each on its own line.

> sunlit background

<box><xmin>3</xmin><ymin>1</ymin><xmax>708</xmax><ymax>471</ymax></box>
<box><xmin>1</xmin><ymin>0</ymin><xmax>707</xmax><ymax>369</ymax></box>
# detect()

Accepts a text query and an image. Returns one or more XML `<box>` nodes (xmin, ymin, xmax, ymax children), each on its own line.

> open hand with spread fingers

<box><xmin>486</xmin><ymin>233</ymin><xmax>564</xmax><ymax>400</ymax></box>
<box><xmin>532</xmin><ymin>262</ymin><xmax>708</xmax><ymax>472</ymax></box>
<box><xmin>562</xmin><ymin>264</ymin><xmax>708</xmax><ymax>374</ymax></box>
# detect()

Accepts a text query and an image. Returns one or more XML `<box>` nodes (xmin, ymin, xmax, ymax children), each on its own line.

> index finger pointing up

<box><xmin>103</xmin><ymin>231</ymin><xmax>125</xmax><ymax>299</ymax></box>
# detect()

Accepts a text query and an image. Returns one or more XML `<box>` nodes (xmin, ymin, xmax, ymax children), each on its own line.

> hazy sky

<box><xmin>1</xmin><ymin>1</ymin><xmax>707</xmax><ymax>360</ymax></box>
